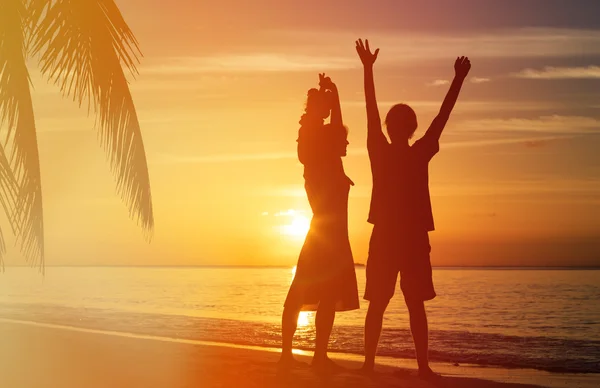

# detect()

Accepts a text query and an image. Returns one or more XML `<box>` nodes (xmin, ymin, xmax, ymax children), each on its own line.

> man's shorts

<box><xmin>364</xmin><ymin>224</ymin><xmax>436</xmax><ymax>303</ymax></box>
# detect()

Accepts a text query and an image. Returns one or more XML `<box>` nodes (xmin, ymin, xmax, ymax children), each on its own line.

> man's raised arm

<box><xmin>425</xmin><ymin>56</ymin><xmax>471</xmax><ymax>142</ymax></box>
<box><xmin>356</xmin><ymin>39</ymin><xmax>386</xmax><ymax>149</ymax></box>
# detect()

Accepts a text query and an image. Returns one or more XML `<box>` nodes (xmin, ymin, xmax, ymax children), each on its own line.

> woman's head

<box><xmin>297</xmin><ymin>124</ymin><xmax>349</xmax><ymax>166</ymax></box>
<box><xmin>385</xmin><ymin>103</ymin><xmax>418</xmax><ymax>142</ymax></box>
<box><xmin>324</xmin><ymin>123</ymin><xmax>349</xmax><ymax>157</ymax></box>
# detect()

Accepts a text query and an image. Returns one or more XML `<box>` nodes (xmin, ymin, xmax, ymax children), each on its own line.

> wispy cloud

<box><xmin>151</xmin><ymin>133</ymin><xmax>583</xmax><ymax>166</ymax></box>
<box><xmin>142</xmin><ymin>54</ymin><xmax>356</xmax><ymax>74</ymax></box>
<box><xmin>427</xmin><ymin>77</ymin><xmax>488</xmax><ymax>87</ymax></box>
<box><xmin>470</xmin><ymin>77</ymin><xmax>491</xmax><ymax>84</ymax></box>
<box><xmin>278</xmin><ymin>28</ymin><xmax>600</xmax><ymax>61</ymax></box>
<box><xmin>432</xmin><ymin>178</ymin><xmax>600</xmax><ymax>198</ymax></box>
<box><xmin>512</xmin><ymin>65</ymin><xmax>600</xmax><ymax>79</ymax></box>
<box><xmin>140</xmin><ymin>28</ymin><xmax>600</xmax><ymax>75</ymax></box>
<box><xmin>427</xmin><ymin>79</ymin><xmax>449</xmax><ymax>87</ymax></box>
<box><xmin>460</xmin><ymin>115</ymin><xmax>600</xmax><ymax>135</ymax></box>
<box><xmin>342</xmin><ymin>100</ymin><xmax>572</xmax><ymax>113</ymax></box>
<box><xmin>152</xmin><ymin>151</ymin><xmax>297</xmax><ymax>165</ymax></box>
<box><xmin>441</xmin><ymin>135</ymin><xmax>575</xmax><ymax>150</ymax></box>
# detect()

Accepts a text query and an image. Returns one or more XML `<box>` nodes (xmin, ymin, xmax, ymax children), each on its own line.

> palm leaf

<box><xmin>0</xmin><ymin>0</ymin><xmax>45</xmax><ymax>271</ymax></box>
<box><xmin>0</xmin><ymin>145</ymin><xmax>20</xmax><ymax>271</ymax></box>
<box><xmin>31</xmin><ymin>0</ymin><xmax>154</xmax><ymax>239</ymax></box>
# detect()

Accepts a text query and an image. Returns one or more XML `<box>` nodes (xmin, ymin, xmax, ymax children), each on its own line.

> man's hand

<box><xmin>355</xmin><ymin>39</ymin><xmax>379</xmax><ymax>67</ymax></box>
<box><xmin>454</xmin><ymin>56</ymin><xmax>471</xmax><ymax>79</ymax></box>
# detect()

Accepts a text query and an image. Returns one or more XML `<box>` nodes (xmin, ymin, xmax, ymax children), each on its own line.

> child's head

<box><xmin>304</xmin><ymin>88</ymin><xmax>331</xmax><ymax>120</ymax></box>
<box><xmin>385</xmin><ymin>103</ymin><xmax>418</xmax><ymax>142</ymax></box>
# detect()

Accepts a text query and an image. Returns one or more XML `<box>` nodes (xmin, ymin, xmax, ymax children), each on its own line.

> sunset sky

<box><xmin>4</xmin><ymin>0</ymin><xmax>599</xmax><ymax>267</ymax></box>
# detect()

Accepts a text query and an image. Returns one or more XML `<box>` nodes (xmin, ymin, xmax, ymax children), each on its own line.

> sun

<box><xmin>276</xmin><ymin>210</ymin><xmax>310</xmax><ymax>238</ymax></box>
<box><xmin>283</xmin><ymin>214</ymin><xmax>310</xmax><ymax>237</ymax></box>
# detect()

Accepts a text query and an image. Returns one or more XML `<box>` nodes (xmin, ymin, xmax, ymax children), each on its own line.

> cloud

<box><xmin>441</xmin><ymin>135</ymin><xmax>575</xmax><ymax>150</ymax></box>
<box><xmin>277</xmin><ymin>28</ymin><xmax>600</xmax><ymax>61</ymax></box>
<box><xmin>432</xmin><ymin>178</ymin><xmax>600</xmax><ymax>198</ymax></box>
<box><xmin>427</xmin><ymin>79</ymin><xmax>449</xmax><ymax>87</ymax></box>
<box><xmin>152</xmin><ymin>151</ymin><xmax>296</xmax><ymax>164</ymax></box>
<box><xmin>139</xmin><ymin>28</ymin><xmax>600</xmax><ymax>75</ymax></box>
<box><xmin>142</xmin><ymin>54</ymin><xmax>356</xmax><ymax>74</ymax></box>
<box><xmin>426</xmin><ymin>77</ymin><xmax>490</xmax><ymax>87</ymax></box>
<box><xmin>470</xmin><ymin>77</ymin><xmax>491</xmax><ymax>84</ymax></box>
<box><xmin>512</xmin><ymin>65</ymin><xmax>600</xmax><ymax>79</ymax></box>
<box><xmin>524</xmin><ymin>139</ymin><xmax>556</xmax><ymax>148</ymax></box>
<box><xmin>459</xmin><ymin>115</ymin><xmax>600</xmax><ymax>135</ymax></box>
<box><xmin>469</xmin><ymin>212</ymin><xmax>498</xmax><ymax>218</ymax></box>
<box><xmin>151</xmin><ymin>134</ymin><xmax>582</xmax><ymax>166</ymax></box>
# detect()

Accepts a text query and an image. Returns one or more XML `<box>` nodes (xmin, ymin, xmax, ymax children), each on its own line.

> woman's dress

<box><xmin>284</xmin><ymin>149</ymin><xmax>360</xmax><ymax>312</ymax></box>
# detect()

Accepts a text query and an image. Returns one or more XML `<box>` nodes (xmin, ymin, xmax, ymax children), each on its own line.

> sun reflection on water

<box><xmin>290</xmin><ymin>266</ymin><xmax>313</xmax><ymax>327</ymax></box>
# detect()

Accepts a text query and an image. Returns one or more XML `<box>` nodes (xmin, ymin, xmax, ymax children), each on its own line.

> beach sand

<box><xmin>0</xmin><ymin>320</ymin><xmax>597</xmax><ymax>388</ymax></box>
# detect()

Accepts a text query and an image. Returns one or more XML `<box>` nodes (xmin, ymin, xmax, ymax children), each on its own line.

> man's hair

<box><xmin>385</xmin><ymin>103</ymin><xmax>417</xmax><ymax>139</ymax></box>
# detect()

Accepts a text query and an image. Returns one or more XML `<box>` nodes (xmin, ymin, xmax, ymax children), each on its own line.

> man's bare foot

<box><xmin>278</xmin><ymin>354</ymin><xmax>308</xmax><ymax>369</ymax></box>
<box><xmin>311</xmin><ymin>356</ymin><xmax>345</xmax><ymax>374</ymax></box>
<box><xmin>358</xmin><ymin>363</ymin><xmax>376</xmax><ymax>376</ymax></box>
<box><xmin>418</xmin><ymin>367</ymin><xmax>442</xmax><ymax>381</ymax></box>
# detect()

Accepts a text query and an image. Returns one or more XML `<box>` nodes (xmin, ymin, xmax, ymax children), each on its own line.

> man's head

<box><xmin>385</xmin><ymin>103</ymin><xmax>418</xmax><ymax>142</ymax></box>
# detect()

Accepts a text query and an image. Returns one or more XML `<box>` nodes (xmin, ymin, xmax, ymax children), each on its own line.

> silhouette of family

<box><xmin>280</xmin><ymin>38</ymin><xmax>471</xmax><ymax>380</ymax></box>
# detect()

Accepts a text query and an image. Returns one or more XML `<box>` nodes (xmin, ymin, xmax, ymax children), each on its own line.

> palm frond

<box><xmin>0</xmin><ymin>144</ymin><xmax>17</xmax><ymax>271</ymax></box>
<box><xmin>31</xmin><ymin>0</ymin><xmax>154</xmax><ymax>239</ymax></box>
<box><xmin>0</xmin><ymin>0</ymin><xmax>45</xmax><ymax>271</ymax></box>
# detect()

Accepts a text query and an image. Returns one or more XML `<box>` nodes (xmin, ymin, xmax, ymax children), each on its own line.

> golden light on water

<box><xmin>290</xmin><ymin>266</ymin><xmax>312</xmax><ymax>327</ymax></box>
<box><xmin>297</xmin><ymin>312</ymin><xmax>311</xmax><ymax>327</ymax></box>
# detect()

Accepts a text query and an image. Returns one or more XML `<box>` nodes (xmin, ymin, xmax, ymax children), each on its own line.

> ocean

<box><xmin>0</xmin><ymin>267</ymin><xmax>598</xmax><ymax>374</ymax></box>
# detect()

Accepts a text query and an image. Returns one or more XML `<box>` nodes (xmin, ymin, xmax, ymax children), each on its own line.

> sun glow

<box><xmin>276</xmin><ymin>209</ymin><xmax>310</xmax><ymax>238</ymax></box>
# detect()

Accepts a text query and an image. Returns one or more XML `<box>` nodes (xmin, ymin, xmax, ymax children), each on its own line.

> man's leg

<box><xmin>404</xmin><ymin>297</ymin><xmax>431</xmax><ymax>372</ymax></box>
<box><xmin>362</xmin><ymin>299</ymin><xmax>389</xmax><ymax>371</ymax></box>
<box><xmin>362</xmin><ymin>225</ymin><xmax>397</xmax><ymax>372</ymax></box>
<box><xmin>400</xmin><ymin>231</ymin><xmax>439</xmax><ymax>379</ymax></box>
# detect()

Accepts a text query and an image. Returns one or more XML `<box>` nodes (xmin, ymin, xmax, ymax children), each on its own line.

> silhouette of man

<box><xmin>355</xmin><ymin>38</ymin><xmax>471</xmax><ymax>379</ymax></box>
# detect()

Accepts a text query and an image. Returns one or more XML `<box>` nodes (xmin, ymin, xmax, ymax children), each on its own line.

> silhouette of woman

<box><xmin>279</xmin><ymin>74</ymin><xmax>360</xmax><ymax>372</ymax></box>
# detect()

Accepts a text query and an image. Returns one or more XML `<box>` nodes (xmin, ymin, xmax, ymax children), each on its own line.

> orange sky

<box><xmin>3</xmin><ymin>0</ymin><xmax>599</xmax><ymax>267</ymax></box>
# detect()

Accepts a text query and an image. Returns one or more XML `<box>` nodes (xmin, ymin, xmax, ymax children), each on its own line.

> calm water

<box><xmin>0</xmin><ymin>267</ymin><xmax>599</xmax><ymax>373</ymax></box>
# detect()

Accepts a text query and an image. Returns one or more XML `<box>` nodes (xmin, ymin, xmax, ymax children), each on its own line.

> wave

<box><xmin>1</xmin><ymin>303</ymin><xmax>598</xmax><ymax>374</ymax></box>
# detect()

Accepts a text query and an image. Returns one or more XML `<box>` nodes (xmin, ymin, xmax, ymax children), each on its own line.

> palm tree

<box><xmin>0</xmin><ymin>0</ymin><xmax>154</xmax><ymax>273</ymax></box>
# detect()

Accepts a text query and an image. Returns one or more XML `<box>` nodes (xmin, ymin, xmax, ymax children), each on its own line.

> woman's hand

<box><xmin>319</xmin><ymin>73</ymin><xmax>337</xmax><ymax>92</ymax></box>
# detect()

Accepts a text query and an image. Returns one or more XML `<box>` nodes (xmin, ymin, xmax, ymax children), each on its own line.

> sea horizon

<box><xmin>5</xmin><ymin>264</ymin><xmax>600</xmax><ymax>270</ymax></box>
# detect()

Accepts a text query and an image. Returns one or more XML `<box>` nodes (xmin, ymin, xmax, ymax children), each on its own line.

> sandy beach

<box><xmin>1</xmin><ymin>320</ymin><xmax>597</xmax><ymax>388</ymax></box>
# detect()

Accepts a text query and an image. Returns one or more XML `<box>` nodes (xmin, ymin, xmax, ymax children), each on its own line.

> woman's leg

<box><xmin>314</xmin><ymin>299</ymin><xmax>336</xmax><ymax>361</ymax></box>
<box><xmin>280</xmin><ymin>303</ymin><xmax>302</xmax><ymax>364</ymax></box>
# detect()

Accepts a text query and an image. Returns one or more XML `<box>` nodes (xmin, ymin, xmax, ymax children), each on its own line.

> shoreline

<box><xmin>1</xmin><ymin>314</ymin><xmax>597</xmax><ymax>375</ymax></box>
<box><xmin>1</xmin><ymin>318</ymin><xmax>598</xmax><ymax>388</ymax></box>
